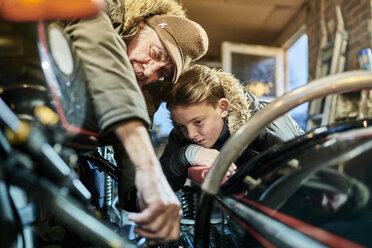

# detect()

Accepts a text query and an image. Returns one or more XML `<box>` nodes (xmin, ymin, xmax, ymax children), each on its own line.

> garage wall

<box><xmin>306</xmin><ymin>0</ymin><xmax>372</xmax><ymax>80</ymax></box>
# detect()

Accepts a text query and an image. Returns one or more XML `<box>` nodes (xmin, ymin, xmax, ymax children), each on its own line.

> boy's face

<box><xmin>127</xmin><ymin>26</ymin><xmax>174</xmax><ymax>89</ymax></box>
<box><xmin>171</xmin><ymin>99</ymin><xmax>229</xmax><ymax>148</ymax></box>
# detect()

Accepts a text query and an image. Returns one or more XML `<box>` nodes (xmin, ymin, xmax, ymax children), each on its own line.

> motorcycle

<box><xmin>0</xmin><ymin>1</ymin><xmax>143</xmax><ymax>247</ymax></box>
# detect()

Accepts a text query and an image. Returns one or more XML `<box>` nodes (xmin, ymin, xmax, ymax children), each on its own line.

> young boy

<box><xmin>160</xmin><ymin>64</ymin><xmax>304</xmax><ymax>191</ymax></box>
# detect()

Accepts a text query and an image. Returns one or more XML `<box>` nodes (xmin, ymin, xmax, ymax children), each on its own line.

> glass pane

<box><xmin>231</xmin><ymin>52</ymin><xmax>276</xmax><ymax>98</ymax></box>
<box><xmin>288</xmin><ymin>34</ymin><xmax>309</xmax><ymax>130</ymax></box>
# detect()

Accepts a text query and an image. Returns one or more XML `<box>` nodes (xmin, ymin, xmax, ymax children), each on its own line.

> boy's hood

<box><xmin>216</xmin><ymin>70</ymin><xmax>259</xmax><ymax>135</ymax></box>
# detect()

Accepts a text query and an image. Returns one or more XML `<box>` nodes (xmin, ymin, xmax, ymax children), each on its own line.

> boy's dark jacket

<box><xmin>160</xmin><ymin>77</ymin><xmax>304</xmax><ymax>191</ymax></box>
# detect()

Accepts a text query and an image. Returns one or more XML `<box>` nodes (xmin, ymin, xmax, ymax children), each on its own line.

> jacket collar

<box><xmin>212</xmin><ymin>118</ymin><xmax>230</xmax><ymax>149</ymax></box>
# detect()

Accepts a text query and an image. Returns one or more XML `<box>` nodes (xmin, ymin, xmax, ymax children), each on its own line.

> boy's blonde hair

<box><xmin>167</xmin><ymin>64</ymin><xmax>252</xmax><ymax>134</ymax></box>
<box><xmin>166</xmin><ymin>64</ymin><xmax>223</xmax><ymax>109</ymax></box>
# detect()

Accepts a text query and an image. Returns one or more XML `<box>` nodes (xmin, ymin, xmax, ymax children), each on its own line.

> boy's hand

<box><xmin>194</xmin><ymin>147</ymin><xmax>237</xmax><ymax>177</ymax></box>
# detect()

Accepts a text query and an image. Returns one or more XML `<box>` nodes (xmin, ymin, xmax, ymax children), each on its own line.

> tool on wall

<box><xmin>320</xmin><ymin>5</ymin><xmax>349</xmax><ymax>126</ymax></box>
<box><xmin>307</xmin><ymin>4</ymin><xmax>349</xmax><ymax>130</ymax></box>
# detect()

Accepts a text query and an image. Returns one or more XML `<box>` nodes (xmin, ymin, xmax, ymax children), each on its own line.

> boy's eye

<box><xmin>194</xmin><ymin>120</ymin><xmax>202</xmax><ymax>126</ymax></box>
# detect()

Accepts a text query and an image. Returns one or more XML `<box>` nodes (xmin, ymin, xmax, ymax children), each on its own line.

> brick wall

<box><xmin>307</xmin><ymin>0</ymin><xmax>372</xmax><ymax>80</ymax></box>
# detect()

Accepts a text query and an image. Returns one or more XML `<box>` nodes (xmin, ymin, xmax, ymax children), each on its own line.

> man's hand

<box><xmin>129</xmin><ymin>166</ymin><xmax>181</xmax><ymax>240</ymax></box>
<box><xmin>194</xmin><ymin>147</ymin><xmax>237</xmax><ymax>178</ymax></box>
<box><xmin>114</xmin><ymin>121</ymin><xmax>181</xmax><ymax>241</ymax></box>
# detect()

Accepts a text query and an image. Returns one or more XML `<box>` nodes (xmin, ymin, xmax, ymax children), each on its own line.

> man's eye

<box><xmin>151</xmin><ymin>48</ymin><xmax>162</xmax><ymax>60</ymax></box>
<box><xmin>158</xmin><ymin>68</ymin><xmax>168</xmax><ymax>79</ymax></box>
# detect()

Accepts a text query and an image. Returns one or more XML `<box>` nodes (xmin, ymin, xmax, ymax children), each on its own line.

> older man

<box><xmin>63</xmin><ymin>0</ymin><xmax>208</xmax><ymax>241</ymax></box>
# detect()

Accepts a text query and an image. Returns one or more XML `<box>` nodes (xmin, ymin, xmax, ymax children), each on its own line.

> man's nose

<box><xmin>143</xmin><ymin>62</ymin><xmax>161</xmax><ymax>77</ymax></box>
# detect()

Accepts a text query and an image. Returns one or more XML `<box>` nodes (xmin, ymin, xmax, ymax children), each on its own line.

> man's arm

<box><xmin>64</xmin><ymin>12</ymin><xmax>181</xmax><ymax>240</ymax></box>
<box><xmin>114</xmin><ymin>120</ymin><xmax>181</xmax><ymax>240</ymax></box>
<box><xmin>64</xmin><ymin>12</ymin><xmax>151</xmax><ymax>133</ymax></box>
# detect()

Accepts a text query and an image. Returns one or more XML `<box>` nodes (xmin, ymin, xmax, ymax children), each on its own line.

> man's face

<box><xmin>171</xmin><ymin>99</ymin><xmax>229</xmax><ymax>148</ymax></box>
<box><xmin>127</xmin><ymin>27</ymin><xmax>174</xmax><ymax>88</ymax></box>
<box><xmin>306</xmin><ymin>189</ymin><xmax>348</xmax><ymax>215</ymax></box>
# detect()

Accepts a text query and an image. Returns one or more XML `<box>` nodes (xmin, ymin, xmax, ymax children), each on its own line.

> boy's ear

<box><xmin>219</xmin><ymin>98</ymin><xmax>230</xmax><ymax>117</ymax></box>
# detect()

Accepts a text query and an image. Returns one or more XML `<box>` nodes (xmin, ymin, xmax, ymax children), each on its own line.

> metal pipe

<box><xmin>219</xmin><ymin>196</ymin><xmax>327</xmax><ymax>248</ymax></box>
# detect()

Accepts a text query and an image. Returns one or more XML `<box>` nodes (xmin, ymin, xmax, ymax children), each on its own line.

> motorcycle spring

<box><xmin>104</xmin><ymin>174</ymin><xmax>112</xmax><ymax>207</ymax></box>
<box><xmin>181</xmin><ymin>185</ymin><xmax>197</xmax><ymax>220</ymax></box>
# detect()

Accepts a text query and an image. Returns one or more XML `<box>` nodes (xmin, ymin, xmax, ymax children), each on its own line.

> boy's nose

<box><xmin>187</xmin><ymin>128</ymin><xmax>199</xmax><ymax>140</ymax></box>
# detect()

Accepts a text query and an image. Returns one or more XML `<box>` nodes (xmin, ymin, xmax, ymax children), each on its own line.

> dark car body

<box><xmin>217</xmin><ymin>120</ymin><xmax>372</xmax><ymax>247</ymax></box>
